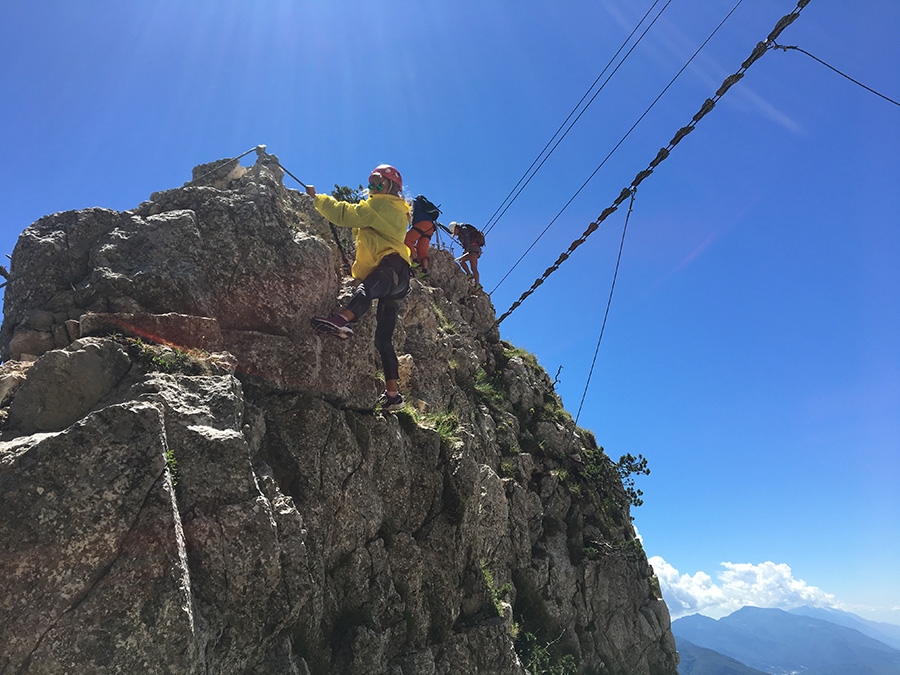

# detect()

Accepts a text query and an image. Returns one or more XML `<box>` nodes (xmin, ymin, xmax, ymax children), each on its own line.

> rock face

<box><xmin>0</xmin><ymin>154</ymin><xmax>679</xmax><ymax>674</ymax></box>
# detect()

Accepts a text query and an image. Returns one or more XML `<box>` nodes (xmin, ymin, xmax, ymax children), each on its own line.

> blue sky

<box><xmin>2</xmin><ymin>1</ymin><xmax>898</xmax><ymax>624</ymax></box>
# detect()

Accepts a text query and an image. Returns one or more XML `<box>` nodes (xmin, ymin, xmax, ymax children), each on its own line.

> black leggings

<box><xmin>345</xmin><ymin>254</ymin><xmax>410</xmax><ymax>381</ymax></box>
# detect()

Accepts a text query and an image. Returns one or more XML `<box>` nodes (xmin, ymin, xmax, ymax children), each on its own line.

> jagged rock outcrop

<box><xmin>0</xmin><ymin>154</ymin><xmax>678</xmax><ymax>674</ymax></box>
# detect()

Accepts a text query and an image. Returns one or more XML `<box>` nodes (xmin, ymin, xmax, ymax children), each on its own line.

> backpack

<box><xmin>413</xmin><ymin>194</ymin><xmax>441</xmax><ymax>223</ymax></box>
<box><xmin>462</xmin><ymin>223</ymin><xmax>485</xmax><ymax>247</ymax></box>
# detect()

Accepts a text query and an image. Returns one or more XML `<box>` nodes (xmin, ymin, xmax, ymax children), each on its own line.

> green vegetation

<box><xmin>480</xmin><ymin>562</ymin><xmax>511</xmax><ymax>618</ymax></box>
<box><xmin>579</xmin><ymin>427</ymin><xmax>599</xmax><ymax>449</ymax></box>
<box><xmin>501</xmin><ymin>343</ymin><xmax>540</xmax><ymax>370</ymax></box>
<box><xmin>616</xmin><ymin>452</ymin><xmax>650</xmax><ymax>508</ymax></box>
<box><xmin>430</xmin><ymin>410</ymin><xmax>460</xmax><ymax>442</ymax></box>
<box><xmin>392</xmin><ymin>404</ymin><xmax>460</xmax><ymax>443</ymax></box>
<box><xmin>541</xmin><ymin>399</ymin><xmax>572</xmax><ymax>427</ymax></box>
<box><xmin>621</xmin><ymin>537</ymin><xmax>645</xmax><ymax>556</ymax></box>
<box><xmin>583</xmin><ymin>536</ymin><xmax>645</xmax><ymax>561</ymax></box>
<box><xmin>553</xmin><ymin>467</ymin><xmax>584</xmax><ymax>498</ymax></box>
<box><xmin>124</xmin><ymin>337</ymin><xmax>210</xmax><ymax>375</ymax></box>
<box><xmin>432</xmin><ymin>301</ymin><xmax>456</xmax><ymax>333</ymax></box>
<box><xmin>582</xmin><ymin>541</ymin><xmax>605</xmax><ymax>559</ymax></box>
<box><xmin>331</xmin><ymin>184</ymin><xmax>366</xmax><ymax>203</ymax></box>
<box><xmin>474</xmin><ymin>367</ymin><xmax>505</xmax><ymax>407</ymax></box>
<box><xmin>514</xmin><ymin>631</ymin><xmax>577</xmax><ymax>675</ymax></box>
<box><xmin>498</xmin><ymin>458</ymin><xmax>517</xmax><ymax>479</ymax></box>
<box><xmin>165</xmin><ymin>448</ymin><xmax>178</xmax><ymax>485</ymax></box>
<box><xmin>579</xmin><ymin>445</ymin><xmax>650</xmax><ymax>511</ymax></box>
<box><xmin>580</xmin><ymin>445</ymin><xmax>612</xmax><ymax>487</ymax></box>
<box><xmin>392</xmin><ymin>406</ymin><xmax>419</xmax><ymax>433</ymax></box>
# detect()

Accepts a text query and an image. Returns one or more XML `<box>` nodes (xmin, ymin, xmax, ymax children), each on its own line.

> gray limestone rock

<box><xmin>0</xmin><ymin>402</ymin><xmax>200</xmax><ymax>674</ymax></box>
<box><xmin>6</xmin><ymin>337</ymin><xmax>132</xmax><ymax>434</ymax></box>
<box><xmin>0</xmin><ymin>154</ymin><xmax>678</xmax><ymax>674</ymax></box>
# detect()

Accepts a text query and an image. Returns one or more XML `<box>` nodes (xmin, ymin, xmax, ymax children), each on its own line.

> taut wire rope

<box><xmin>185</xmin><ymin>146</ymin><xmax>266</xmax><ymax>186</ymax></box>
<box><xmin>573</xmin><ymin>188</ymin><xmax>636</xmax><ymax>428</ymax></box>
<box><xmin>482</xmin><ymin>0</ymin><xmax>671</xmax><ymax>236</ymax></box>
<box><xmin>495</xmin><ymin>0</ymin><xmax>813</xmax><ymax>326</ymax></box>
<box><xmin>771</xmin><ymin>42</ymin><xmax>900</xmax><ymax>108</ymax></box>
<box><xmin>490</xmin><ymin>0</ymin><xmax>745</xmax><ymax>297</ymax></box>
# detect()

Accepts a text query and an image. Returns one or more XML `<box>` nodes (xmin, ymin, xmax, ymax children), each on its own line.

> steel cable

<box><xmin>496</xmin><ymin>0</ymin><xmax>813</xmax><ymax>325</ymax></box>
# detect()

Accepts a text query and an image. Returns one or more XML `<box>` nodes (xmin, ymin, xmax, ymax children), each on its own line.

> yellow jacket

<box><xmin>314</xmin><ymin>193</ymin><xmax>411</xmax><ymax>279</ymax></box>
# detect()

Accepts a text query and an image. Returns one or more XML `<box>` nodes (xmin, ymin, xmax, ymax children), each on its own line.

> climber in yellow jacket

<box><xmin>308</xmin><ymin>164</ymin><xmax>412</xmax><ymax>411</ymax></box>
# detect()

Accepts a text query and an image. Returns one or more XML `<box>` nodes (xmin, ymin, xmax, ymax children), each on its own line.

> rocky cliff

<box><xmin>0</xmin><ymin>153</ymin><xmax>678</xmax><ymax>674</ymax></box>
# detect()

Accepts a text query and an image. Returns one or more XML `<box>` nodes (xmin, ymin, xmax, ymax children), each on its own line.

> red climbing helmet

<box><xmin>368</xmin><ymin>164</ymin><xmax>403</xmax><ymax>191</ymax></box>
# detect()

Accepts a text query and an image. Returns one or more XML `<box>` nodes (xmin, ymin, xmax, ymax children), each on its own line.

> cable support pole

<box><xmin>495</xmin><ymin>0</ymin><xmax>812</xmax><ymax>326</ymax></box>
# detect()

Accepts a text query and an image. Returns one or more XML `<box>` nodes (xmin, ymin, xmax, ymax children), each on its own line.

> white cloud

<box><xmin>649</xmin><ymin>556</ymin><xmax>839</xmax><ymax>620</ymax></box>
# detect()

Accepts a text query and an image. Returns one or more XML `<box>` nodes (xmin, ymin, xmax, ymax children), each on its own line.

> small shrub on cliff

<box><xmin>474</xmin><ymin>368</ymin><xmax>505</xmax><ymax>407</ymax></box>
<box><xmin>514</xmin><ymin>632</ymin><xmax>577</xmax><ymax>675</ymax></box>
<box><xmin>424</xmin><ymin>409</ymin><xmax>461</xmax><ymax>440</ymax></box>
<box><xmin>392</xmin><ymin>406</ymin><xmax>418</xmax><ymax>433</ymax></box>
<box><xmin>432</xmin><ymin>301</ymin><xmax>456</xmax><ymax>334</ymax></box>
<box><xmin>430</xmin><ymin>410</ymin><xmax>460</xmax><ymax>441</ymax></box>
<box><xmin>395</xmin><ymin>406</ymin><xmax>461</xmax><ymax>442</ymax></box>
<box><xmin>501</xmin><ymin>343</ymin><xmax>540</xmax><ymax>370</ymax></box>
<box><xmin>331</xmin><ymin>184</ymin><xmax>366</xmax><ymax>203</ymax></box>
<box><xmin>165</xmin><ymin>448</ymin><xmax>178</xmax><ymax>485</ymax></box>
<box><xmin>557</xmin><ymin>469</ymin><xmax>582</xmax><ymax>498</ymax></box>
<box><xmin>498</xmin><ymin>458</ymin><xmax>517</xmax><ymax>479</ymax></box>
<box><xmin>124</xmin><ymin>337</ymin><xmax>211</xmax><ymax>375</ymax></box>
<box><xmin>581</xmin><ymin>446</ymin><xmax>650</xmax><ymax>511</ymax></box>
<box><xmin>616</xmin><ymin>452</ymin><xmax>650</xmax><ymax>508</ymax></box>
<box><xmin>581</xmin><ymin>445</ymin><xmax>612</xmax><ymax>485</ymax></box>
<box><xmin>480</xmin><ymin>563</ymin><xmax>511</xmax><ymax>618</ymax></box>
<box><xmin>578</xmin><ymin>426</ymin><xmax>599</xmax><ymax>449</ymax></box>
<box><xmin>542</xmin><ymin>397</ymin><xmax>571</xmax><ymax>427</ymax></box>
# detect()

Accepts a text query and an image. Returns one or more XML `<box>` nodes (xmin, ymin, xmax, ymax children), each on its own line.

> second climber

<box><xmin>404</xmin><ymin>194</ymin><xmax>442</xmax><ymax>277</ymax></box>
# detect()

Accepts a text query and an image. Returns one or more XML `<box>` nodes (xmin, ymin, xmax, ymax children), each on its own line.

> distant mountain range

<box><xmin>672</xmin><ymin>606</ymin><xmax>900</xmax><ymax>675</ymax></box>
<box><xmin>676</xmin><ymin>637</ymin><xmax>769</xmax><ymax>675</ymax></box>
<box><xmin>788</xmin><ymin>606</ymin><xmax>900</xmax><ymax>651</ymax></box>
